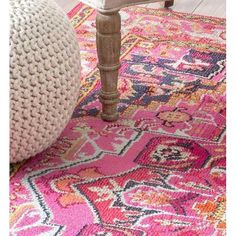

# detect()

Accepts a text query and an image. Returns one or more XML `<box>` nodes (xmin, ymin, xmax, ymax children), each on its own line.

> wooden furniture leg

<box><xmin>164</xmin><ymin>0</ymin><xmax>174</xmax><ymax>8</ymax></box>
<box><xmin>96</xmin><ymin>11</ymin><xmax>121</xmax><ymax>121</ymax></box>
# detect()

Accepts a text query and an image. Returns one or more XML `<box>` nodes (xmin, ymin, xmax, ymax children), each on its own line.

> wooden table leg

<box><xmin>96</xmin><ymin>10</ymin><xmax>121</xmax><ymax>121</ymax></box>
<box><xmin>165</xmin><ymin>0</ymin><xmax>174</xmax><ymax>8</ymax></box>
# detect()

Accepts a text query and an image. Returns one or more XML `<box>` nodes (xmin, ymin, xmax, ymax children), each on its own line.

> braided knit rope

<box><xmin>10</xmin><ymin>0</ymin><xmax>81</xmax><ymax>163</ymax></box>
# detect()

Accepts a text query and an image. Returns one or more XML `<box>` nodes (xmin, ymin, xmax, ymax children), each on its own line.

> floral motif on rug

<box><xmin>10</xmin><ymin>4</ymin><xmax>226</xmax><ymax>236</ymax></box>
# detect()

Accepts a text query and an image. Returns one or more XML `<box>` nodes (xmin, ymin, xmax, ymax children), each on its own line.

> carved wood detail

<box><xmin>96</xmin><ymin>10</ymin><xmax>121</xmax><ymax>121</ymax></box>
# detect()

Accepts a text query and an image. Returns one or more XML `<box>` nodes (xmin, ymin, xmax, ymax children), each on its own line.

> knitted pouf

<box><xmin>10</xmin><ymin>0</ymin><xmax>81</xmax><ymax>163</ymax></box>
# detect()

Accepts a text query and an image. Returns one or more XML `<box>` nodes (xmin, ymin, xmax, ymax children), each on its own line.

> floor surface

<box><xmin>56</xmin><ymin>0</ymin><xmax>226</xmax><ymax>17</ymax></box>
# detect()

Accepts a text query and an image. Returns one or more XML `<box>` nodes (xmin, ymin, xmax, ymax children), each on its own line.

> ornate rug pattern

<box><xmin>10</xmin><ymin>4</ymin><xmax>226</xmax><ymax>235</ymax></box>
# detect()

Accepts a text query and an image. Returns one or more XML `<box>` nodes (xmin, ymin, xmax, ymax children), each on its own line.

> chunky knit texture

<box><xmin>10</xmin><ymin>0</ymin><xmax>81</xmax><ymax>163</ymax></box>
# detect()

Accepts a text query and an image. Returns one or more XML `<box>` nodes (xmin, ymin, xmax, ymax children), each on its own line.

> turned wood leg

<box><xmin>164</xmin><ymin>0</ymin><xmax>174</xmax><ymax>8</ymax></box>
<box><xmin>96</xmin><ymin>11</ymin><xmax>121</xmax><ymax>121</ymax></box>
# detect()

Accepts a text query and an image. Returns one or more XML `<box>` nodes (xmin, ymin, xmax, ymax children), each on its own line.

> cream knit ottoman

<box><xmin>10</xmin><ymin>0</ymin><xmax>81</xmax><ymax>163</ymax></box>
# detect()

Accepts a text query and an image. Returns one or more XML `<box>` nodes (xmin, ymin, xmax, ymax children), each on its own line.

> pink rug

<box><xmin>10</xmin><ymin>4</ymin><xmax>226</xmax><ymax>235</ymax></box>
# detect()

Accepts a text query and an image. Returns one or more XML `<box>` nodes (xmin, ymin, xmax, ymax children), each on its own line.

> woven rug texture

<box><xmin>10</xmin><ymin>4</ymin><xmax>226</xmax><ymax>236</ymax></box>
